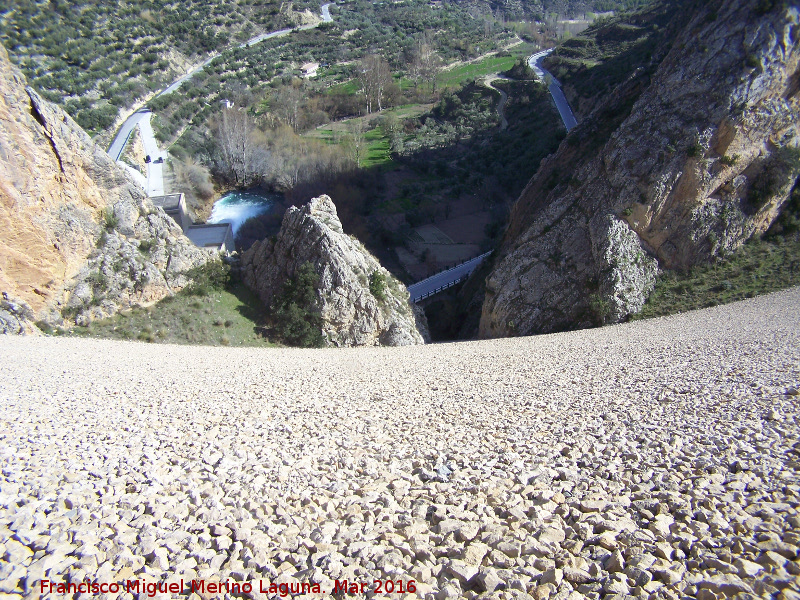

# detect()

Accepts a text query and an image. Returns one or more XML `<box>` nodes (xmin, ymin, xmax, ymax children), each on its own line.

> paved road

<box><xmin>138</xmin><ymin>113</ymin><xmax>168</xmax><ymax>196</ymax></box>
<box><xmin>407</xmin><ymin>252</ymin><xmax>492</xmax><ymax>302</ymax></box>
<box><xmin>164</xmin><ymin>2</ymin><xmax>334</xmax><ymax>95</ymax></box>
<box><xmin>108</xmin><ymin>111</ymin><xmax>166</xmax><ymax>196</ymax></box>
<box><xmin>528</xmin><ymin>49</ymin><xmax>578</xmax><ymax>131</ymax></box>
<box><xmin>107</xmin><ymin>110</ymin><xmax>149</xmax><ymax>162</ymax></box>
<box><xmin>237</xmin><ymin>28</ymin><xmax>292</xmax><ymax>50</ymax></box>
<box><xmin>159</xmin><ymin>53</ymin><xmax>222</xmax><ymax>96</ymax></box>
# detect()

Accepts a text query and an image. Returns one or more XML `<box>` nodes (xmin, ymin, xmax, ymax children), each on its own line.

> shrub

<box><xmin>753</xmin><ymin>0</ymin><xmax>785</xmax><ymax>16</ymax></box>
<box><xmin>101</xmin><ymin>207</ymin><xmax>119</xmax><ymax>231</ymax></box>
<box><xmin>687</xmin><ymin>143</ymin><xmax>703</xmax><ymax>158</ymax></box>
<box><xmin>747</xmin><ymin>147</ymin><xmax>800</xmax><ymax>214</ymax></box>
<box><xmin>88</xmin><ymin>270</ymin><xmax>108</xmax><ymax>293</ymax></box>
<box><xmin>369</xmin><ymin>271</ymin><xmax>387</xmax><ymax>301</ymax></box>
<box><xmin>184</xmin><ymin>259</ymin><xmax>231</xmax><ymax>296</ymax></box>
<box><xmin>744</xmin><ymin>53</ymin><xmax>761</xmax><ymax>70</ymax></box>
<box><xmin>271</xmin><ymin>262</ymin><xmax>324</xmax><ymax>347</ymax></box>
<box><xmin>588</xmin><ymin>293</ymin><xmax>612</xmax><ymax>325</ymax></box>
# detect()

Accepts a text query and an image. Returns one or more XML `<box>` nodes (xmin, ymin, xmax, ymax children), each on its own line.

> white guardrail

<box><xmin>408</xmin><ymin>251</ymin><xmax>492</xmax><ymax>303</ymax></box>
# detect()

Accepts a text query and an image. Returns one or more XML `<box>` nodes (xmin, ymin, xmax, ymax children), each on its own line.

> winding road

<box><xmin>107</xmin><ymin>3</ymin><xmax>334</xmax><ymax>193</ymax></box>
<box><xmin>161</xmin><ymin>4</ymin><xmax>333</xmax><ymax>97</ymax></box>
<box><xmin>480</xmin><ymin>74</ymin><xmax>511</xmax><ymax>130</ymax></box>
<box><xmin>528</xmin><ymin>49</ymin><xmax>578</xmax><ymax>131</ymax></box>
<box><xmin>410</xmin><ymin>49</ymin><xmax>581</xmax><ymax>302</ymax></box>
<box><xmin>408</xmin><ymin>49</ymin><xmax>581</xmax><ymax>301</ymax></box>
<box><xmin>107</xmin><ymin>110</ymin><xmax>149</xmax><ymax>162</ymax></box>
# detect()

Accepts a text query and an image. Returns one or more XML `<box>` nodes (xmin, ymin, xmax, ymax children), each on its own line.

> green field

<box><xmin>437</xmin><ymin>55</ymin><xmax>518</xmax><ymax>89</ymax></box>
<box><xmin>303</xmin><ymin>103</ymin><xmax>432</xmax><ymax>168</ymax></box>
<box><xmin>435</xmin><ymin>43</ymin><xmax>537</xmax><ymax>90</ymax></box>
<box><xmin>326</xmin><ymin>79</ymin><xmax>361</xmax><ymax>95</ymax></box>
<box><xmin>363</xmin><ymin>127</ymin><xmax>391</xmax><ymax>168</ymax></box>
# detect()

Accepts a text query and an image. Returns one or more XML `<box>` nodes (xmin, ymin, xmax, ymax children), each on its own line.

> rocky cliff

<box><xmin>0</xmin><ymin>45</ymin><xmax>209</xmax><ymax>329</ymax></box>
<box><xmin>242</xmin><ymin>195</ymin><xmax>428</xmax><ymax>346</ymax></box>
<box><xmin>481</xmin><ymin>0</ymin><xmax>800</xmax><ymax>337</ymax></box>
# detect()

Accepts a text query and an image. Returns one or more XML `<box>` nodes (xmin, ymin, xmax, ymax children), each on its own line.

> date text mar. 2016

<box><xmin>39</xmin><ymin>578</ymin><xmax>418</xmax><ymax>597</ymax></box>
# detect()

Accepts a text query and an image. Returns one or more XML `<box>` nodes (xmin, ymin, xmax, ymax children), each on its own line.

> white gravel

<box><xmin>2</xmin><ymin>288</ymin><xmax>800</xmax><ymax>600</ymax></box>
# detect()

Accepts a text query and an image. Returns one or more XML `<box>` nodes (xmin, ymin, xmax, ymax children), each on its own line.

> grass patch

<box><xmin>437</xmin><ymin>54</ymin><xmax>518</xmax><ymax>89</ymax></box>
<box><xmin>633</xmin><ymin>237</ymin><xmax>800</xmax><ymax>320</ymax></box>
<box><xmin>68</xmin><ymin>283</ymin><xmax>274</xmax><ymax>347</ymax></box>
<box><xmin>326</xmin><ymin>79</ymin><xmax>361</xmax><ymax>95</ymax></box>
<box><xmin>363</xmin><ymin>127</ymin><xmax>392</xmax><ymax>168</ymax></box>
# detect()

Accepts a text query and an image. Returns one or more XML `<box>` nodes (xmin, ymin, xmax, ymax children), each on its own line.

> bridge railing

<box><xmin>410</xmin><ymin>275</ymin><xmax>467</xmax><ymax>303</ymax></box>
<box><xmin>408</xmin><ymin>251</ymin><xmax>492</xmax><ymax>303</ymax></box>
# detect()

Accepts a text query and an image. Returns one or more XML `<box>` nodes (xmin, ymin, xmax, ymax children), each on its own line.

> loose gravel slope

<box><xmin>2</xmin><ymin>288</ymin><xmax>800</xmax><ymax>600</ymax></box>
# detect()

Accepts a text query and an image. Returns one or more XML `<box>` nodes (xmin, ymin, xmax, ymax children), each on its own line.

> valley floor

<box><xmin>2</xmin><ymin>288</ymin><xmax>800</xmax><ymax>598</ymax></box>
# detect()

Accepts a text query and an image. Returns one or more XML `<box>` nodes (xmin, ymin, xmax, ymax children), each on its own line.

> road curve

<box><xmin>481</xmin><ymin>75</ymin><xmax>511</xmax><ymax>131</ymax></box>
<box><xmin>107</xmin><ymin>110</ymin><xmax>149</xmax><ymax>162</ymax></box>
<box><xmin>528</xmin><ymin>49</ymin><xmax>578</xmax><ymax>131</ymax></box>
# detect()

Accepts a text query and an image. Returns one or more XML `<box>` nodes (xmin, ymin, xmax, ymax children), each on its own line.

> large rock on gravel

<box><xmin>480</xmin><ymin>1</ymin><xmax>800</xmax><ymax>337</ymax></box>
<box><xmin>241</xmin><ymin>195</ymin><xmax>428</xmax><ymax>346</ymax></box>
<box><xmin>0</xmin><ymin>44</ymin><xmax>211</xmax><ymax>328</ymax></box>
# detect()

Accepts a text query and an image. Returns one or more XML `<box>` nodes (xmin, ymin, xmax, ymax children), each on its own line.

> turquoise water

<box><xmin>207</xmin><ymin>190</ymin><xmax>279</xmax><ymax>235</ymax></box>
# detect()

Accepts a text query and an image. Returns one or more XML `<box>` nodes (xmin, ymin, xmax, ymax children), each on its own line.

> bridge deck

<box><xmin>407</xmin><ymin>252</ymin><xmax>491</xmax><ymax>303</ymax></box>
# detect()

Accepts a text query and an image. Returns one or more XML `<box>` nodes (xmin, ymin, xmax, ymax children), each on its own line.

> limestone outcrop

<box><xmin>480</xmin><ymin>1</ymin><xmax>800</xmax><ymax>337</ymax></box>
<box><xmin>0</xmin><ymin>293</ymin><xmax>40</xmax><ymax>335</ymax></box>
<box><xmin>61</xmin><ymin>199</ymin><xmax>212</xmax><ymax>327</ymax></box>
<box><xmin>0</xmin><ymin>44</ymin><xmax>210</xmax><ymax>328</ymax></box>
<box><xmin>242</xmin><ymin>195</ymin><xmax>428</xmax><ymax>346</ymax></box>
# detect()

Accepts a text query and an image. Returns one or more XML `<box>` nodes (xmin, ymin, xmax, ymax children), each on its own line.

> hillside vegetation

<box><xmin>542</xmin><ymin>0</ymin><xmax>678</xmax><ymax>117</ymax></box>
<box><xmin>635</xmin><ymin>183</ymin><xmax>800</xmax><ymax>319</ymax></box>
<box><xmin>0</xmin><ymin>0</ymin><xmax>296</xmax><ymax>134</ymax></box>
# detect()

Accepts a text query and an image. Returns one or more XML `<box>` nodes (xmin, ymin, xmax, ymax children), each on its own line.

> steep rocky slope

<box><xmin>481</xmin><ymin>0</ymin><xmax>800</xmax><ymax>337</ymax></box>
<box><xmin>242</xmin><ymin>195</ymin><xmax>428</xmax><ymax>346</ymax></box>
<box><xmin>1</xmin><ymin>287</ymin><xmax>799</xmax><ymax>597</ymax></box>
<box><xmin>0</xmin><ymin>45</ymin><xmax>209</xmax><ymax>329</ymax></box>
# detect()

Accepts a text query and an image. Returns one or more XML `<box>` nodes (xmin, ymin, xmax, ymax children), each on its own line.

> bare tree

<box><xmin>273</xmin><ymin>84</ymin><xmax>303</xmax><ymax>131</ymax></box>
<box><xmin>174</xmin><ymin>158</ymin><xmax>214</xmax><ymax>199</ymax></box>
<box><xmin>412</xmin><ymin>33</ymin><xmax>441</xmax><ymax>94</ymax></box>
<box><xmin>342</xmin><ymin>119</ymin><xmax>367</xmax><ymax>168</ymax></box>
<box><xmin>212</xmin><ymin>108</ymin><xmax>269</xmax><ymax>187</ymax></box>
<box><xmin>356</xmin><ymin>55</ymin><xmax>392</xmax><ymax>114</ymax></box>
